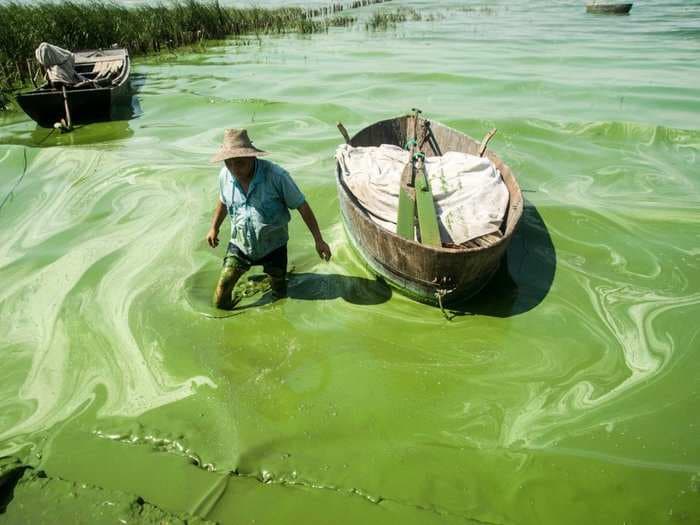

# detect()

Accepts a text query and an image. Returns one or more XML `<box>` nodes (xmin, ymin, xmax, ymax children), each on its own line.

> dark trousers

<box><xmin>213</xmin><ymin>244</ymin><xmax>287</xmax><ymax>309</ymax></box>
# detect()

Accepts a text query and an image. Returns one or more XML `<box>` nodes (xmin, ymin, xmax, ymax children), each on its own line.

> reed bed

<box><xmin>0</xmin><ymin>0</ymin><xmax>392</xmax><ymax>108</ymax></box>
<box><xmin>365</xmin><ymin>8</ymin><xmax>422</xmax><ymax>31</ymax></box>
<box><xmin>326</xmin><ymin>15</ymin><xmax>358</xmax><ymax>28</ymax></box>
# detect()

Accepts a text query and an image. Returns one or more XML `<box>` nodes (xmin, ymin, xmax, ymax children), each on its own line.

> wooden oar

<box><xmin>337</xmin><ymin>122</ymin><xmax>351</xmax><ymax>144</ymax></box>
<box><xmin>396</xmin><ymin>110</ymin><xmax>419</xmax><ymax>240</ymax></box>
<box><xmin>413</xmin><ymin>151</ymin><xmax>441</xmax><ymax>247</ymax></box>
<box><xmin>478</xmin><ymin>128</ymin><xmax>497</xmax><ymax>157</ymax></box>
<box><xmin>409</xmin><ymin>109</ymin><xmax>441</xmax><ymax>247</ymax></box>
<box><xmin>396</xmin><ymin>161</ymin><xmax>416</xmax><ymax>239</ymax></box>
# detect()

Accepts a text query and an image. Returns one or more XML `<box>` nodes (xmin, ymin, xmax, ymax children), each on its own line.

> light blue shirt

<box><xmin>219</xmin><ymin>159</ymin><xmax>305</xmax><ymax>260</ymax></box>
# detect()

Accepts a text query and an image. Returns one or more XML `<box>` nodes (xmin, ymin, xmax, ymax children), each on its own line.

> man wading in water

<box><xmin>206</xmin><ymin>129</ymin><xmax>332</xmax><ymax>309</ymax></box>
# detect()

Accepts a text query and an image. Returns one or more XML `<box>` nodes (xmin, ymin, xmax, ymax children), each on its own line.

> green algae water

<box><xmin>1</xmin><ymin>1</ymin><xmax>699</xmax><ymax>523</ymax></box>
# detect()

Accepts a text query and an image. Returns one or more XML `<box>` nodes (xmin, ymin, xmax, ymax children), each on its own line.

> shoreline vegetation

<box><xmin>365</xmin><ymin>7</ymin><xmax>422</xmax><ymax>30</ymax></box>
<box><xmin>0</xmin><ymin>0</ymin><xmax>393</xmax><ymax>110</ymax></box>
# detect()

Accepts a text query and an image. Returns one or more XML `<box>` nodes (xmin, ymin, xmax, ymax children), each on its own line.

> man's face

<box><xmin>225</xmin><ymin>157</ymin><xmax>255</xmax><ymax>177</ymax></box>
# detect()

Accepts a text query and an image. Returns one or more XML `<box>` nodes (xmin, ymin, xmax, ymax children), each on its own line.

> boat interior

<box><xmin>341</xmin><ymin>116</ymin><xmax>520</xmax><ymax>251</ymax></box>
<box><xmin>40</xmin><ymin>49</ymin><xmax>128</xmax><ymax>91</ymax></box>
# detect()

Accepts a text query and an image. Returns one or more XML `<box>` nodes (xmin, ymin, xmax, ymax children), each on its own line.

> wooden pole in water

<box><xmin>61</xmin><ymin>86</ymin><xmax>73</xmax><ymax>131</ymax></box>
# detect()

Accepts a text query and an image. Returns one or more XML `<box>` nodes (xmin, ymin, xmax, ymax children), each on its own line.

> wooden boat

<box><xmin>586</xmin><ymin>3</ymin><xmax>633</xmax><ymax>14</ymax></box>
<box><xmin>335</xmin><ymin>115</ymin><xmax>523</xmax><ymax>306</ymax></box>
<box><xmin>17</xmin><ymin>47</ymin><xmax>131</xmax><ymax>128</ymax></box>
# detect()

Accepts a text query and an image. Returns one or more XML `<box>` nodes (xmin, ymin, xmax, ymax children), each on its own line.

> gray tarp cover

<box><xmin>336</xmin><ymin>144</ymin><xmax>509</xmax><ymax>244</ymax></box>
<box><xmin>35</xmin><ymin>42</ymin><xmax>85</xmax><ymax>85</ymax></box>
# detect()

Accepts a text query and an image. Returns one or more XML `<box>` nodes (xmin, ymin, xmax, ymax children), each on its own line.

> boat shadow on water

<box><xmin>244</xmin><ymin>272</ymin><xmax>392</xmax><ymax>309</ymax></box>
<box><xmin>448</xmin><ymin>200</ymin><xmax>556</xmax><ymax>318</ymax></box>
<box><xmin>0</xmin><ymin>118</ymin><xmax>135</xmax><ymax>149</ymax></box>
<box><xmin>117</xmin><ymin>71</ymin><xmax>145</xmax><ymax>121</ymax></box>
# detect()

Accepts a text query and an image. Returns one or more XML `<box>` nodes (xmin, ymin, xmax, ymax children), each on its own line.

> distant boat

<box><xmin>335</xmin><ymin>115</ymin><xmax>523</xmax><ymax>306</ymax></box>
<box><xmin>17</xmin><ymin>47</ymin><xmax>131</xmax><ymax>128</ymax></box>
<box><xmin>586</xmin><ymin>3</ymin><xmax>633</xmax><ymax>14</ymax></box>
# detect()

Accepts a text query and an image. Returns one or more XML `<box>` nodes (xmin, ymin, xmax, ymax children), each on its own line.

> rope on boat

<box><xmin>435</xmin><ymin>276</ymin><xmax>458</xmax><ymax>321</ymax></box>
<box><xmin>436</xmin><ymin>289</ymin><xmax>449</xmax><ymax>319</ymax></box>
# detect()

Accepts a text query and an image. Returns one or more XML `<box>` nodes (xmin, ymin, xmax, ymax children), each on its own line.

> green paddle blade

<box><xmin>415</xmin><ymin>169</ymin><xmax>441</xmax><ymax>247</ymax></box>
<box><xmin>397</xmin><ymin>186</ymin><xmax>415</xmax><ymax>240</ymax></box>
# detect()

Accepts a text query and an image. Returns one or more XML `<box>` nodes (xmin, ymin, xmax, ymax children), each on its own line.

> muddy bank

<box><xmin>1</xmin><ymin>460</ymin><xmax>213</xmax><ymax>524</ymax></box>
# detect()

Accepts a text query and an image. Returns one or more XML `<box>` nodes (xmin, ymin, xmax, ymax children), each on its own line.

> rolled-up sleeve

<box><xmin>275</xmin><ymin>168</ymin><xmax>305</xmax><ymax>209</ymax></box>
<box><xmin>218</xmin><ymin>167</ymin><xmax>227</xmax><ymax>204</ymax></box>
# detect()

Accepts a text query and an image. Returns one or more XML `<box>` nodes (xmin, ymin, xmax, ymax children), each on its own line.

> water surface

<box><xmin>1</xmin><ymin>1</ymin><xmax>699</xmax><ymax>523</ymax></box>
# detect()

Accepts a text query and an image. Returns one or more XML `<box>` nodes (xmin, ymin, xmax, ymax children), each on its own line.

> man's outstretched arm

<box><xmin>207</xmin><ymin>200</ymin><xmax>227</xmax><ymax>248</ymax></box>
<box><xmin>297</xmin><ymin>201</ymin><xmax>331</xmax><ymax>261</ymax></box>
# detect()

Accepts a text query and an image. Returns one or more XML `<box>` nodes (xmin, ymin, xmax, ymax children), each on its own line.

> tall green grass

<box><xmin>365</xmin><ymin>8</ymin><xmax>422</xmax><ymax>31</ymax></box>
<box><xmin>0</xmin><ymin>0</ymin><xmax>392</xmax><ymax>108</ymax></box>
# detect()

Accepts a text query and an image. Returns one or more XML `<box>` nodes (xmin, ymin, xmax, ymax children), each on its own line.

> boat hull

<box><xmin>335</xmin><ymin>116</ymin><xmax>523</xmax><ymax>306</ymax></box>
<box><xmin>586</xmin><ymin>3</ymin><xmax>633</xmax><ymax>14</ymax></box>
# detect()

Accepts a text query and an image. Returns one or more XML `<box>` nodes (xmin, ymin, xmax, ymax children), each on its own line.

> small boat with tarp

<box><xmin>585</xmin><ymin>3</ymin><xmax>633</xmax><ymax>14</ymax></box>
<box><xmin>334</xmin><ymin>111</ymin><xmax>523</xmax><ymax>307</ymax></box>
<box><xmin>16</xmin><ymin>43</ymin><xmax>131</xmax><ymax>128</ymax></box>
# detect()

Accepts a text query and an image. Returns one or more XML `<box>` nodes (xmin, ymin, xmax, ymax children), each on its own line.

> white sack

<box><xmin>336</xmin><ymin>144</ymin><xmax>509</xmax><ymax>244</ymax></box>
<box><xmin>35</xmin><ymin>42</ymin><xmax>84</xmax><ymax>86</ymax></box>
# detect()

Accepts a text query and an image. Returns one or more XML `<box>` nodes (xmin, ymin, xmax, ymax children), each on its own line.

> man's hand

<box><xmin>316</xmin><ymin>239</ymin><xmax>332</xmax><ymax>261</ymax></box>
<box><xmin>297</xmin><ymin>202</ymin><xmax>331</xmax><ymax>261</ymax></box>
<box><xmin>208</xmin><ymin>201</ymin><xmax>227</xmax><ymax>249</ymax></box>
<box><xmin>206</xmin><ymin>227</ymin><xmax>220</xmax><ymax>248</ymax></box>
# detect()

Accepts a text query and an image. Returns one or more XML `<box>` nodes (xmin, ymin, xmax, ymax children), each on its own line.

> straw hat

<box><xmin>210</xmin><ymin>129</ymin><xmax>268</xmax><ymax>163</ymax></box>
